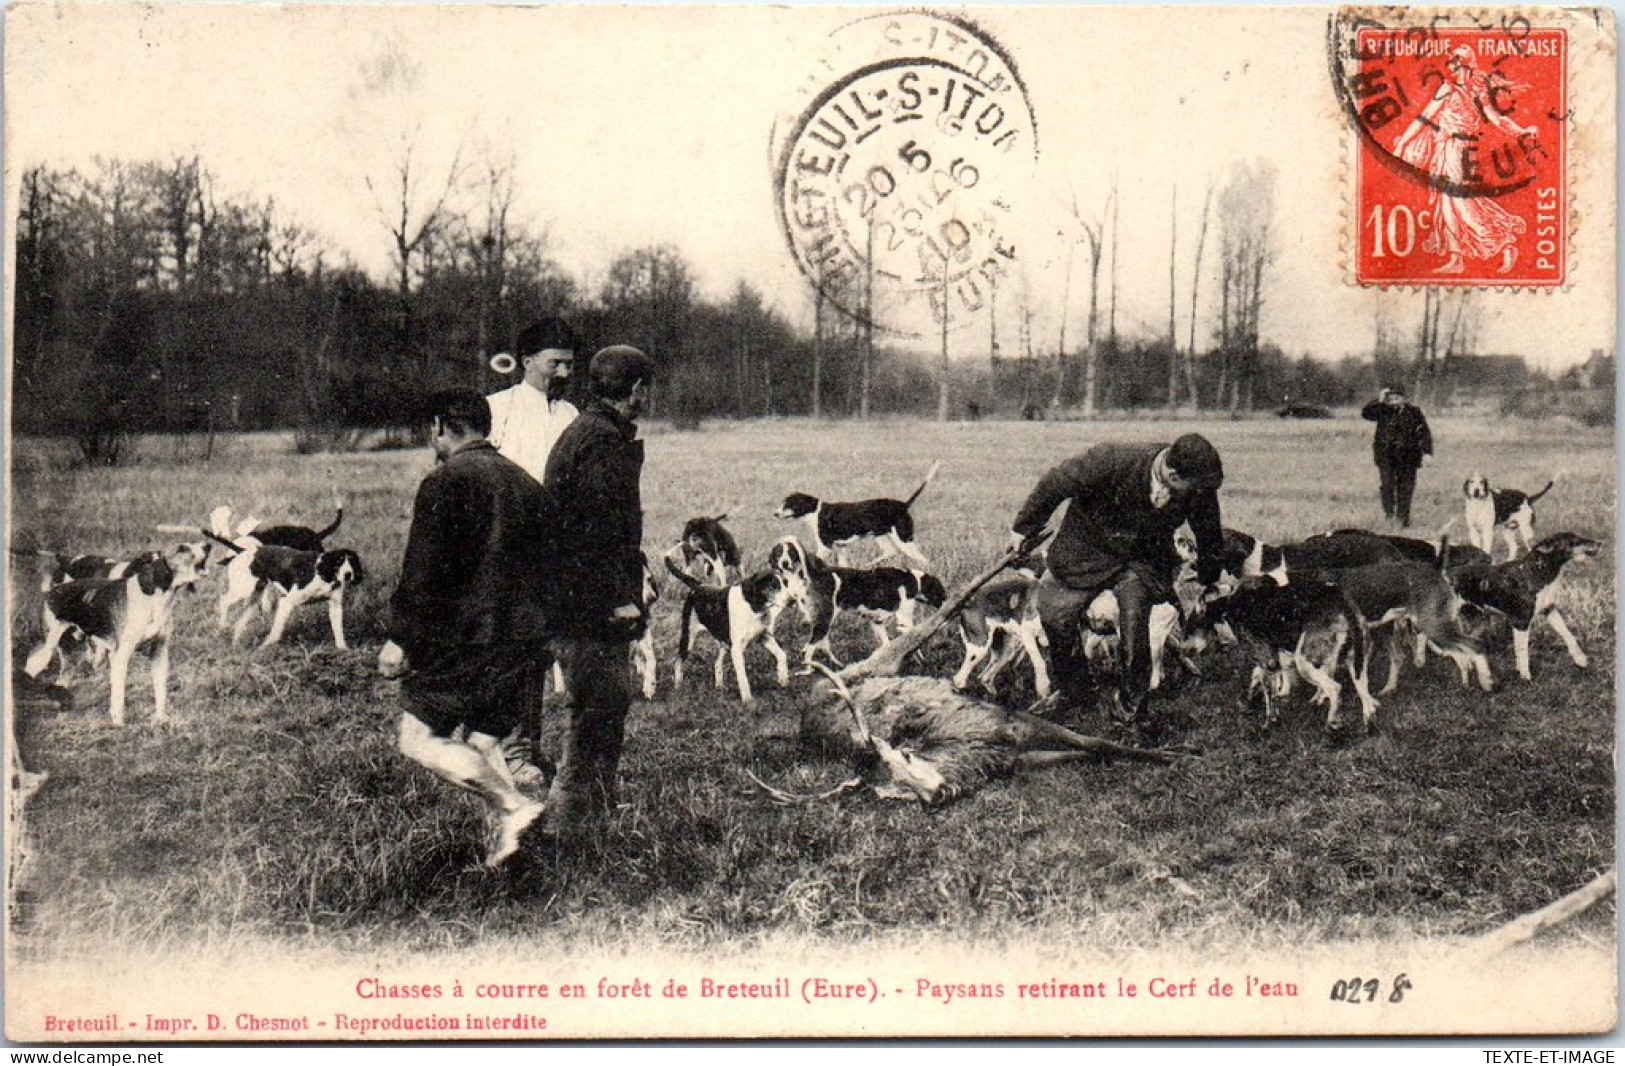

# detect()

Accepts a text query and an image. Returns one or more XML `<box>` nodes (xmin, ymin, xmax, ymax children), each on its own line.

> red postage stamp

<box><xmin>1336</xmin><ymin>16</ymin><xmax>1568</xmax><ymax>287</ymax></box>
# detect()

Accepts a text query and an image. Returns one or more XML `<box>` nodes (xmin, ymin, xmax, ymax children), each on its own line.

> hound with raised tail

<box><xmin>22</xmin><ymin>547</ymin><xmax>206</xmax><ymax>724</ymax></box>
<box><xmin>664</xmin><ymin>557</ymin><xmax>799</xmax><ymax>703</ymax></box>
<box><xmin>766</xmin><ymin>536</ymin><xmax>946</xmax><ymax>667</ymax></box>
<box><xmin>208</xmin><ymin>491</ymin><xmax>345</xmax><ymax>554</ymax></box>
<box><xmin>1446</xmin><ymin>531</ymin><xmax>1599</xmax><ymax>681</ymax></box>
<box><xmin>775</xmin><ymin>461</ymin><xmax>940</xmax><ymax>567</ymax></box>
<box><xmin>1462</xmin><ymin>475</ymin><xmax>1554</xmax><ymax>560</ymax></box>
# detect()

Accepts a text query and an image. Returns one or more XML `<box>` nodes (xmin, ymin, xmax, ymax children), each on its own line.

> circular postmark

<box><xmin>1328</xmin><ymin>8</ymin><xmax>1569</xmax><ymax>285</ymax></box>
<box><xmin>1327</xmin><ymin>9</ymin><xmax>1561</xmax><ymax>200</ymax></box>
<box><xmin>773</xmin><ymin>12</ymin><xmax>1038</xmax><ymax>338</ymax></box>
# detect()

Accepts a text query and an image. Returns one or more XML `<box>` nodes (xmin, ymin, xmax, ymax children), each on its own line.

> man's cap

<box><xmin>516</xmin><ymin>318</ymin><xmax>578</xmax><ymax>358</ymax></box>
<box><xmin>1166</xmin><ymin>433</ymin><xmax>1224</xmax><ymax>489</ymax></box>
<box><xmin>589</xmin><ymin>345</ymin><xmax>654</xmax><ymax>400</ymax></box>
<box><xmin>424</xmin><ymin>388</ymin><xmax>492</xmax><ymax>431</ymax></box>
<box><xmin>1385</xmin><ymin>385</ymin><xmax>1408</xmax><ymax>397</ymax></box>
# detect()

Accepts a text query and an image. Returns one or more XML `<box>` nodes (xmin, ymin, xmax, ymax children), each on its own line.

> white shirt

<box><xmin>486</xmin><ymin>382</ymin><xmax>579</xmax><ymax>485</ymax></box>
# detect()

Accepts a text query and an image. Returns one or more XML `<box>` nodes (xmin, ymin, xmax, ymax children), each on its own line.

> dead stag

<box><xmin>751</xmin><ymin>539</ymin><xmax>1189</xmax><ymax>807</ymax></box>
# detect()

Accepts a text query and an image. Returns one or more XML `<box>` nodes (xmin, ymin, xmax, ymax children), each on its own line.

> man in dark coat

<box><xmin>381</xmin><ymin>389</ymin><xmax>551</xmax><ymax>869</ymax></box>
<box><xmin>540</xmin><ymin>344</ymin><xmax>654</xmax><ymax>838</ymax></box>
<box><xmin>1006</xmin><ymin>434</ymin><xmax>1225</xmax><ymax>736</ymax></box>
<box><xmin>1361</xmin><ymin>386</ymin><xmax>1433</xmax><ymax>528</ymax></box>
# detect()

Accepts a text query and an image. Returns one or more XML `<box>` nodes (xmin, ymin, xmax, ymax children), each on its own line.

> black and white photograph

<box><xmin>3</xmin><ymin>3</ymin><xmax>1616</xmax><ymax>1040</ymax></box>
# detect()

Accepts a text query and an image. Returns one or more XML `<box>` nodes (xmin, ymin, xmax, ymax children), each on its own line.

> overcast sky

<box><xmin>5</xmin><ymin>4</ymin><xmax>1614</xmax><ymax>369</ymax></box>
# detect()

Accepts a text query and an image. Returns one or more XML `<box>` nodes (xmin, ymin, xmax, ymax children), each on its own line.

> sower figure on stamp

<box><xmin>380</xmin><ymin>389</ymin><xmax>552</xmax><ymax>869</ymax></box>
<box><xmin>1390</xmin><ymin>45</ymin><xmax>1536</xmax><ymax>275</ymax></box>
<box><xmin>539</xmin><ymin>345</ymin><xmax>654</xmax><ymax>839</ymax></box>
<box><xmin>1361</xmin><ymin>386</ymin><xmax>1433</xmax><ymax>529</ymax></box>
<box><xmin>1006</xmin><ymin>435</ymin><xmax>1225</xmax><ymax>742</ymax></box>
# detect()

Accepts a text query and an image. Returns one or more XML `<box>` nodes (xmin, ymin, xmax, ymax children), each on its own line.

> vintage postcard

<box><xmin>4</xmin><ymin>3</ymin><xmax>1616</xmax><ymax>1042</ymax></box>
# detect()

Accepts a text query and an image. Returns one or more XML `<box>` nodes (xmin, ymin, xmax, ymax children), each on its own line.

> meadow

<box><xmin>6</xmin><ymin>413</ymin><xmax>1616</xmax><ymax>975</ymax></box>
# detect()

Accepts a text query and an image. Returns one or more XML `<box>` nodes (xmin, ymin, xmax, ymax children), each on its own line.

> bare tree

<box><xmin>1166</xmin><ymin>182</ymin><xmax>1179</xmax><ymax>409</ymax></box>
<box><xmin>1050</xmin><ymin>222</ymin><xmax>1073</xmax><ymax>411</ymax></box>
<box><xmin>1412</xmin><ymin>289</ymin><xmax>1475</xmax><ymax>404</ymax></box>
<box><xmin>345</xmin><ymin>37</ymin><xmax>469</xmax><ymax>396</ymax></box>
<box><xmin>1183</xmin><ymin>181</ymin><xmax>1215</xmax><ymax>409</ymax></box>
<box><xmin>936</xmin><ymin>243</ymin><xmax>951</xmax><ymax>422</ymax></box>
<box><xmin>1063</xmin><ymin>180</ymin><xmax>1112</xmax><ymax>418</ymax></box>
<box><xmin>1214</xmin><ymin>159</ymin><xmax>1277</xmax><ymax>413</ymax></box>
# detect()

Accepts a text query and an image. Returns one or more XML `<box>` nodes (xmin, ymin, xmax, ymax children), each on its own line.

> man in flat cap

<box><xmin>539</xmin><ymin>344</ymin><xmax>655</xmax><ymax>839</ymax></box>
<box><xmin>1361</xmin><ymin>385</ymin><xmax>1433</xmax><ymax>529</ymax></box>
<box><xmin>487</xmin><ymin>317</ymin><xmax>580</xmax><ymax>486</ymax></box>
<box><xmin>1006</xmin><ymin>433</ymin><xmax>1225</xmax><ymax>739</ymax></box>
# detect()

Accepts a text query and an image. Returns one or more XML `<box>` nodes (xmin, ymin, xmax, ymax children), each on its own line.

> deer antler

<box><xmin>744</xmin><ymin>769</ymin><xmax>865</xmax><ymax>806</ymax></box>
<box><xmin>809</xmin><ymin>661</ymin><xmax>874</xmax><ymax>747</ymax></box>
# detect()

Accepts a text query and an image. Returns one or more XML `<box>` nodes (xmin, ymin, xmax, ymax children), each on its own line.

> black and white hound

<box><xmin>1199</xmin><ymin>575</ymin><xmax>1376</xmax><ymax>733</ymax></box>
<box><xmin>664</xmin><ymin>557</ymin><xmax>801</xmax><ymax>702</ymax></box>
<box><xmin>208</xmin><ymin>532</ymin><xmax>364</xmax><ymax>649</ymax></box>
<box><xmin>631</xmin><ymin>553</ymin><xmax>660</xmax><ymax>699</ymax></box>
<box><xmin>951</xmin><ymin>567</ymin><xmax>1051</xmax><ymax>698</ymax></box>
<box><xmin>1462</xmin><ymin>475</ymin><xmax>1554</xmax><ymax>560</ymax></box>
<box><xmin>675</xmin><ymin>515</ymin><xmax>742</xmax><ymax>586</ymax></box>
<box><xmin>1446</xmin><ymin>531</ymin><xmax>1599</xmax><ymax>681</ymax></box>
<box><xmin>775</xmin><ymin>461</ymin><xmax>939</xmax><ymax>567</ymax></box>
<box><xmin>17</xmin><ymin>541</ymin><xmax>213</xmax><ymax>596</ymax></box>
<box><xmin>765</xmin><ymin>537</ymin><xmax>946</xmax><ymax>666</ymax></box>
<box><xmin>23</xmin><ymin>547</ymin><xmax>206</xmax><ymax>724</ymax></box>
<box><xmin>1220</xmin><ymin>527</ymin><xmax>1409</xmax><ymax>585</ymax></box>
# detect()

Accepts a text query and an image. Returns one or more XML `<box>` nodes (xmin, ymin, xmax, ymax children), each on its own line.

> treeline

<box><xmin>12</xmin><ymin>154</ymin><xmax>1541</xmax><ymax>465</ymax></box>
<box><xmin>13</xmin><ymin>157</ymin><xmax>960</xmax><ymax>457</ymax></box>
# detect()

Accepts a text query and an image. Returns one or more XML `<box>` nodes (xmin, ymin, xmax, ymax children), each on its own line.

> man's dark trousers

<box><xmin>1378</xmin><ymin>461</ymin><xmax>1419</xmax><ymax>527</ymax></box>
<box><xmin>544</xmin><ymin>635</ymin><xmax>631</xmax><ymax>836</ymax></box>
<box><xmin>1035</xmin><ymin>568</ymin><xmax>1154</xmax><ymax>719</ymax></box>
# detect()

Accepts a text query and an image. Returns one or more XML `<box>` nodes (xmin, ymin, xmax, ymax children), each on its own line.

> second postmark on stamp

<box><xmin>1331</xmin><ymin>11</ymin><xmax>1569</xmax><ymax>287</ymax></box>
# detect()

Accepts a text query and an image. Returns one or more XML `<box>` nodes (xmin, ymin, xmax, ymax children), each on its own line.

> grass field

<box><xmin>6</xmin><ymin>413</ymin><xmax>1616</xmax><ymax>971</ymax></box>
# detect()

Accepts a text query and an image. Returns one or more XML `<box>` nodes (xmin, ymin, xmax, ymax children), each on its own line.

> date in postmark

<box><xmin>773</xmin><ymin>12</ymin><xmax>1037</xmax><ymax>337</ymax></box>
<box><xmin>1330</xmin><ymin>10</ymin><xmax>1569</xmax><ymax>287</ymax></box>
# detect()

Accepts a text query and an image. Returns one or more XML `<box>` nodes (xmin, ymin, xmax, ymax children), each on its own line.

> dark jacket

<box><xmin>1362</xmin><ymin>399</ymin><xmax>1433</xmax><ymax>468</ymax></box>
<box><xmin>542</xmin><ymin>399</ymin><xmax>645</xmax><ymax>638</ymax></box>
<box><xmin>388</xmin><ymin>440</ymin><xmax>550</xmax><ymax>658</ymax></box>
<box><xmin>1011</xmin><ymin>442</ymin><xmax>1224</xmax><ymax>595</ymax></box>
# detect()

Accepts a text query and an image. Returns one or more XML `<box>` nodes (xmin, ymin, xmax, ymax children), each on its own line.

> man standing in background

<box><xmin>486</xmin><ymin>317</ymin><xmax>579</xmax><ymax>782</ymax></box>
<box><xmin>1361</xmin><ymin>386</ymin><xmax>1433</xmax><ymax>528</ymax></box>
<box><xmin>487</xmin><ymin>318</ymin><xmax>579</xmax><ymax>485</ymax></box>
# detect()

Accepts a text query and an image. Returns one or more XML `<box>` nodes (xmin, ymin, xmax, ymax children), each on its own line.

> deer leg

<box><xmin>1007</xmin><ymin>710</ymin><xmax>1175</xmax><ymax>763</ymax></box>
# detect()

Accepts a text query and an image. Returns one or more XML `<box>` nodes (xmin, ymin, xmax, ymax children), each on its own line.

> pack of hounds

<box><xmin>10</xmin><ymin>464</ymin><xmax>1601</xmax><ymax>758</ymax></box>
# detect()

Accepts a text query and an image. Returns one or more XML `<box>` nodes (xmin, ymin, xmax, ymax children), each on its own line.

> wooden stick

<box><xmin>1473</xmin><ymin>869</ymin><xmax>1617</xmax><ymax>956</ymax></box>
<box><xmin>840</xmin><ymin>533</ymin><xmax>1050</xmax><ymax>681</ymax></box>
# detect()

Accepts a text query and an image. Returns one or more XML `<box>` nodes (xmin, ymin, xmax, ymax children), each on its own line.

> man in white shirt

<box><xmin>487</xmin><ymin>318</ymin><xmax>580</xmax><ymax>484</ymax></box>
